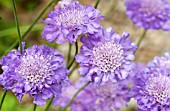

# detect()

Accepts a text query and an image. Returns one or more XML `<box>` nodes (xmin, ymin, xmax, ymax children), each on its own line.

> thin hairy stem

<box><xmin>67</xmin><ymin>42</ymin><xmax>78</xmax><ymax>70</ymax></box>
<box><xmin>33</xmin><ymin>104</ymin><xmax>37</xmax><ymax>111</ymax></box>
<box><xmin>68</xmin><ymin>63</ymin><xmax>79</xmax><ymax>78</ymax></box>
<box><xmin>4</xmin><ymin>0</ymin><xmax>58</xmax><ymax>55</ymax></box>
<box><xmin>105</xmin><ymin>0</ymin><xmax>118</xmax><ymax>17</ymax></box>
<box><xmin>94</xmin><ymin>0</ymin><xmax>101</xmax><ymax>9</ymax></box>
<box><xmin>0</xmin><ymin>90</ymin><xmax>7</xmax><ymax>111</ymax></box>
<box><xmin>67</xmin><ymin>43</ymin><xmax>72</xmax><ymax>66</ymax></box>
<box><xmin>0</xmin><ymin>0</ymin><xmax>24</xmax><ymax>109</ymax></box>
<box><xmin>137</xmin><ymin>30</ymin><xmax>147</xmax><ymax>49</ymax></box>
<box><xmin>44</xmin><ymin>96</ymin><xmax>54</xmax><ymax>111</ymax></box>
<box><xmin>62</xmin><ymin>81</ymin><xmax>91</xmax><ymax>111</ymax></box>
<box><xmin>12</xmin><ymin>0</ymin><xmax>22</xmax><ymax>54</ymax></box>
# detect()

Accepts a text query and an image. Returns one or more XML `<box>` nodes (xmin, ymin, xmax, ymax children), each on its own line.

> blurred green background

<box><xmin>0</xmin><ymin>0</ymin><xmax>170</xmax><ymax>111</ymax></box>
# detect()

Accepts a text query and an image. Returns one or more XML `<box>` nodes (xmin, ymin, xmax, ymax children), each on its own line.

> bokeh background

<box><xmin>0</xmin><ymin>0</ymin><xmax>170</xmax><ymax>111</ymax></box>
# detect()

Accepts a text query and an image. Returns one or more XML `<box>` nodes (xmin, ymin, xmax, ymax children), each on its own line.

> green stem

<box><xmin>67</xmin><ymin>42</ymin><xmax>78</xmax><ymax>70</ymax></box>
<box><xmin>62</xmin><ymin>81</ymin><xmax>91</xmax><ymax>111</ymax></box>
<box><xmin>0</xmin><ymin>90</ymin><xmax>7</xmax><ymax>111</ymax></box>
<box><xmin>0</xmin><ymin>0</ymin><xmax>23</xmax><ymax>109</ymax></box>
<box><xmin>44</xmin><ymin>96</ymin><xmax>54</xmax><ymax>111</ymax></box>
<box><xmin>12</xmin><ymin>0</ymin><xmax>22</xmax><ymax>54</ymax></box>
<box><xmin>67</xmin><ymin>43</ymin><xmax>72</xmax><ymax>66</ymax></box>
<box><xmin>22</xmin><ymin>0</ymin><xmax>57</xmax><ymax>39</ymax></box>
<box><xmin>94</xmin><ymin>0</ymin><xmax>101</xmax><ymax>9</ymax></box>
<box><xmin>33</xmin><ymin>104</ymin><xmax>37</xmax><ymax>111</ymax></box>
<box><xmin>0</xmin><ymin>24</ymin><xmax>43</xmax><ymax>38</ymax></box>
<box><xmin>137</xmin><ymin>30</ymin><xmax>147</xmax><ymax>49</ymax></box>
<box><xmin>104</xmin><ymin>0</ymin><xmax>118</xmax><ymax>17</ymax></box>
<box><xmin>68</xmin><ymin>64</ymin><xmax>79</xmax><ymax>78</ymax></box>
<box><xmin>4</xmin><ymin>0</ymin><xmax>58</xmax><ymax>55</ymax></box>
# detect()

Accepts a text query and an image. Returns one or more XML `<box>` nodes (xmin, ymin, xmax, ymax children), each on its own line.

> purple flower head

<box><xmin>0</xmin><ymin>44</ymin><xmax>69</xmax><ymax>106</ymax></box>
<box><xmin>132</xmin><ymin>67</ymin><xmax>170</xmax><ymax>111</ymax></box>
<box><xmin>53</xmin><ymin>78</ymin><xmax>98</xmax><ymax>111</ymax></box>
<box><xmin>94</xmin><ymin>79</ymin><xmax>133</xmax><ymax>111</ymax></box>
<box><xmin>125</xmin><ymin>0</ymin><xmax>170</xmax><ymax>30</ymax></box>
<box><xmin>75</xmin><ymin>27</ymin><xmax>137</xmax><ymax>84</ymax></box>
<box><xmin>148</xmin><ymin>52</ymin><xmax>170</xmax><ymax>70</ymax></box>
<box><xmin>42</xmin><ymin>1</ymin><xmax>103</xmax><ymax>44</ymax></box>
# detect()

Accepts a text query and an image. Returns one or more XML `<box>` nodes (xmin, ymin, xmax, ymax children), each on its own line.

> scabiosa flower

<box><xmin>53</xmin><ymin>78</ymin><xmax>98</xmax><ymax>111</ymax></box>
<box><xmin>148</xmin><ymin>52</ymin><xmax>170</xmax><ymax>70</ymax></box>
<box><xmin>0</xmin><ymin>44</ymin><xmax>69</xmax><ymax>106</ymax></box>
<box><xmin>132</xmin><ymin>68</ymin><xmax>170</xmax><ymax>111</ymax></box>
<box><xmin>75</xmin><ymin>27</ymin><xmax>137</xmax><ymax>84</ymax></box>
<box><xmin>125</xmin><ymin>0</ymin><xmax>170</xmax><ymax>30</ymax></box>
<box><xmin>94</xmin><ymin>79</ymin><xmax>133</xmax><ymax>111</ymax></box>
<box><xmin>42</xmin><ymin>1</ymin><xmax>103</xmax><ymax>44</ymax></box>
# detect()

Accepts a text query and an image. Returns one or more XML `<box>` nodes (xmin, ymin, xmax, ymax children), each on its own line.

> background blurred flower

<box><xmin>53</xmin><ymin>78</ymin><xmax>98</xmax><ymax>111</ymax></box>
<box><xmin>76</xmin><ymin>27</ymin><xmax>137</xmax><ymax>84</ymax></box>
<box><xmin>0</xmin><ymin>44</ymin><xmax>69</xmax><ymax>106</ymax></box>
<box><xmin>125</xmin><ymin>0</ymin><xmax>170</xmax><ymax>30</ymax></box>
<box><xmin>42</xmin><ymin>1</ymin><xmax>103</xmax><ymax>44</ymax></box>
<box><xmin>94</xmin><ymin>79</ymin><xmax>133</xmax><ymax>111</ymax></box>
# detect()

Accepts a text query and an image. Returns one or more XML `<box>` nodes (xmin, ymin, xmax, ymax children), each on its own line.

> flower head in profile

<box><xmin>148</xmin><ymin>52</ymin><xmax>170</xmax><ymax>70</ymax></box>
<box><xmin>125</xmin><ymin>0</ymin><xmax>170</xmax><ymax>30</ymax></box>
<box><xmin>132</xmin><ymin>67</ymin><xmax>170</xmax><ymax>111</ymax></box>
<box><xmin>75</xmin><ymin>27</ymin><xmax>137</xmax><ymax>84</ymax></box>
<box><xmin>0</xmin><ymin>44</ymin><xmax>69</xmax><ymax>106</ymax></box>
<box><xmin>42</xmin><ymin>1</ymin><xmax>103</xmax><ymax>44</ymax></box>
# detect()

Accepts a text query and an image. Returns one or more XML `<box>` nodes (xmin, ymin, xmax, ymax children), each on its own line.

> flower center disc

<box><xmin>56</xmin><ymin>9</ymin><xmax>85</xmax><ymax>27</ymax></box>
<box><xmin>146</xmin><ymin>75</ymin><xmax>170</xmax><ymax>103</ymax></box>
<box><xmin>92</xmin><ymin>42</ymin><xmax>124</xmax><ymax>73</ymax></box>
<box><xmin>16</xmin><ymin>54</ymin><xmax>52</xmax><ymax>84</ymax></box>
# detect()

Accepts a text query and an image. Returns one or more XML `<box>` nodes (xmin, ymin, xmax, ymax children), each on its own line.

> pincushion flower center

<box><xmin>146</xmin><ymin>75</ymin><xmax>170</xmax><ymax>103</ymax></box>
<box><xmin>141</xmin><ymin>0</ymin><xmax>163</xmax><ymax>14</ymax></box>
<box><xmin>16</xmin><ymin>54</ymin><xmax>52</xmax><ymax>84</ymax></box>
<box><xmin>56</xmin><ymin>9</ymin><xmax>85</xmax><ymax>27</ymax></box>
<box><xmin>92</xmin><ymin>42</ymin><xmax>124</xmax><ymax>73</ymax></box>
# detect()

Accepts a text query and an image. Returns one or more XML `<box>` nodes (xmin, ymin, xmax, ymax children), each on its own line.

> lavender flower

<box><xmin>42</xmin><ymin>1</ymin><xmax>103</xmax><ymax>44</ymax></box>
<box><xmin>125</xmin><ymin>0</ymin><xmax>170</xmax><ymax>30</ymax></box>
<box><xmin>132</xmin><ymin>67</ymin><xmax>170</xmax><ymax>111</ymax></box>
<box><xmin>0</xmin><ymin>44</ymin><xmax>69</xmax><ymax>106</ymax></box>
<box><xmin>75</xmin><ymin>27</ymin><xmax>137</xmax><ymax>84</ymax></box>
<box><xmin>148</xmin><ymin>52</ymin><xmax>170</xmax><ymax>70</ymax></box>
<box><xmin>94</xmin><ymin>79</ymin><xmax>133</xmax><ymax>111</ymax></box>
<box><xmin>53</xmin><ymin>78</ymin><xmax>98</xmax><ymax>111</ymax></box>
<box><xmin>54</xmin><ymin>62</ymin><xmax>141</xmax><ymax>111</ymax></box>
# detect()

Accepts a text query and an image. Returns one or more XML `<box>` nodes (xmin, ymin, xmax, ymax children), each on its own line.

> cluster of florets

<box><xmin>75</xmin><ymin>27</ymin><xmax>137</xmax><ymax>84</ymax></box>
<box><xmin>132</xmin><ymin>53</ymin><xmax>170</xmax><ymax>111</ymax></box>
<box><xmin>0</xmin><ymin>44</ymin><xmax>69</xmax><ymax>105</ymax></box>
<box><xmin>1</xmin><ymin>0</ymin><xmax>170</xmax><ymax>111</ymax></box>
<box><xmin>42</xmin><ymin>1</ymin><xmax>103</xmax><ymax>44</ymax></box>
<box><xmin>54</xmin><ymin>77</ymin><xmax>134</xmax><ymax>111</ymax></box>
<box><xmin>125</xmin><ymin>0</ymin><xmax>170</xmax><ymax>30</ymax></box>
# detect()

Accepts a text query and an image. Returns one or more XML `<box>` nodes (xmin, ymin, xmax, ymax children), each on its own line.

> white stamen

<box><xmin>15</xmin><ymin>54</ymin><xmax>52</xmax><ymax>84</ymax></box>
<box><xmin>92</xmin><ymin>42</ymin><xmax>124</xmax><ymax>73</ymax></box>
<box><xmin>146</xmin><ymin>74</ymin><xmax>170</xmax><ymax>103</ymax></box>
